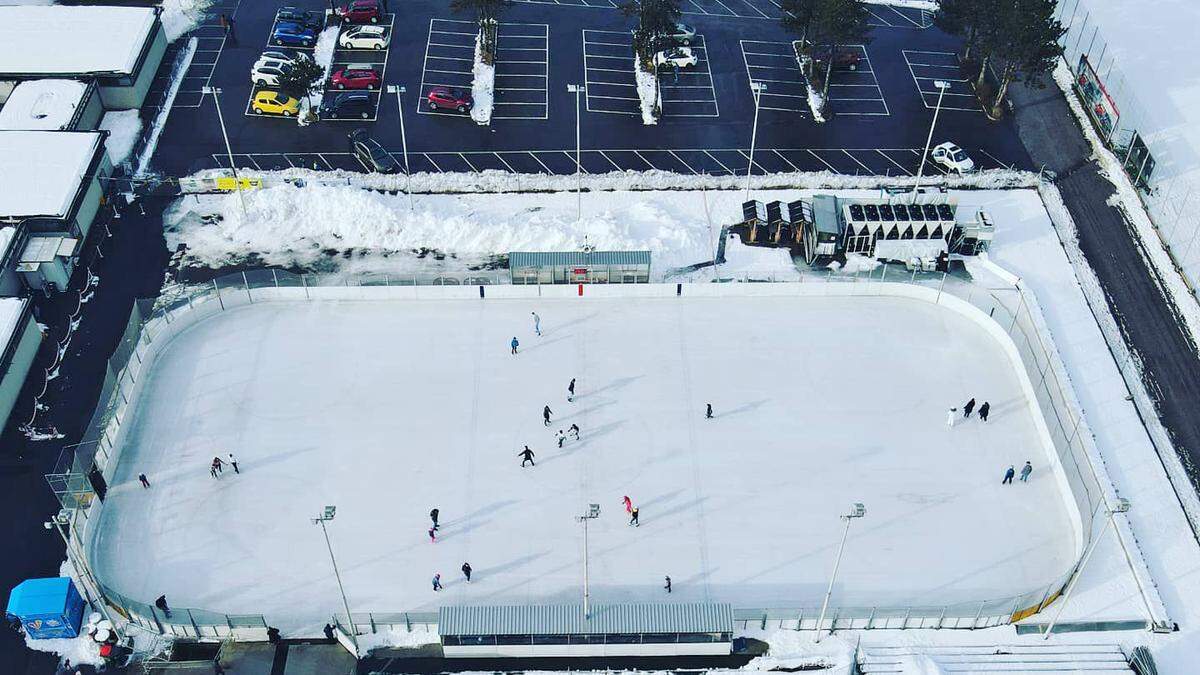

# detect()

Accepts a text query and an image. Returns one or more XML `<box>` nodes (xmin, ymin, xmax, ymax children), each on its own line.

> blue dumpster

<box><xmin>5</xmin><ymin>577</ymin><xmax>85</xmax><ymax>639</ymax></box>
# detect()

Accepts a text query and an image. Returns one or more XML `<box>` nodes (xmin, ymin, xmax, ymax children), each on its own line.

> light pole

<box><xmin>745</xmin><ymin>82</ymin><xmax>767</xmax><ymax>202</ymax></box>
<box><xmin>912</xmin><ymin>80</ymin><xmax>951</xmax><ymax>203</ymax></box>
<box><xmin>567</xmin><ymin>84</ymin><xmax>586</xmax><ymax>222</ymax></box>
<box><xmin>201</xmin><ymin>86</ymin><xmax>247</xmax><ymax>215</ymax></box>
<box><xmin>815</xmin><ymin>502</ymin><xmax>865</xmax><ymax>643</ymax></box>
<box><xmin>44</xmin><ymin>510</ymin><xmax>119</xmax><ymax>635</ymax></box>
<box><xmin>576</xmin><ymin>503</ymin><xmax>601</xmax><ymax>618</ymax></box>
<box><xmin>313</xmin><ymin>506</ymin><xmax>358</xmax><ymax>656</ymax></box>
<box><xmin>385</xmin><ymin>85</ymin><xmax>413</xmax><ymax>211</ymax></box>
<box><xmin>1043</xmin><ymin>498</ymin><xmax>1131</xmax><ymax>639</ymax></box>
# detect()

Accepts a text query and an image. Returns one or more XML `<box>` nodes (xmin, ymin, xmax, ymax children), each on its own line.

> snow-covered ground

<box><xmin>635</xmin><ymin>62</ymin><xmax>658</xmax><ymax>125</ymax></box>
<box><xmin>161</xmin><ymin>0</ymin><xmax>215</xmax><ymax>42</ymax></box>
<box><xmin>99</xmin><ymin>110</ymin><xmax>142</xmax><ymax>166</ymax></box>
<box><xmin>470</xmin><ymin>31</ymin><xmax>494</xmax><ymax>125</ymax></box>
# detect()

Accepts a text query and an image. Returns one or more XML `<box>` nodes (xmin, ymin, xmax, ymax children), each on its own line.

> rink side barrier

<box><xmin>52</xmin><ymin>267</ymin><xmax>1166</xmax><ymax>640</ymax></box>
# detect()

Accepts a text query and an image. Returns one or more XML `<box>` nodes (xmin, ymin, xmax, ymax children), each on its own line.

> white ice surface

<box><xmin>0</xmin><ymin>5</ymin><xmax>157</xmax><ymax>75</ymax></box>
<box><xmin>90</xmin><ymin>291</ymin><xmax>1074</xmax><ymax>636</ymax></box>
<box><xmin>0</xmin><ymin>130</ymin><xmax>101</xmax><ymax>218</ymax></box>
<box><xmin>0</xmin><ymin>79</ymin><xmax>88</xmax><ymax>131</ymax></box>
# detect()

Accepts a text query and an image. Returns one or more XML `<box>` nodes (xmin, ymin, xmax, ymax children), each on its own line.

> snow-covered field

<box><xmin>88</xmin><ymin>288</ymin><xmax>1075</xmax><ymax>636</ymax></box>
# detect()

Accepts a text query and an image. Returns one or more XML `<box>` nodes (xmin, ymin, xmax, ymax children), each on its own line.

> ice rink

<box><xmin>89</xmin><ymin>292</ymin><xmax>1077</xmax><ymax>635</ymax></box>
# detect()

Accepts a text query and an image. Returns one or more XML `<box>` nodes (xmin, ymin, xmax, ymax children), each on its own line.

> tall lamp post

<box><xmin>386</xmin><ymin>85</ymin><xmax>413</xmax><ymax>211</ymax></box>
<box><xmin>312</xmin><ymin>506</ymin><xmax>358</xmax><ymax>656</ymax></box>
<box><xmin>1043</xmin><ymin>498</ymin><xmax>1131</xmax><ymax>638</ymax></box>
<box><xmin>912</xmin><ymin>80</ymin><xmax>951</xmax><ymax>203</ymax></box>
<box><xmin>201</xmin><ymin>86</ymin><xmax>247</xmax><ymax>215</ymax></box>
<box><xmin>567</xmin><ymin>84</ymin><xmax>586</xmax><ymax>222</ymax></box>
<box><xmin>576</xmin><ymin>503</ymin><xmax>601</xmax><ymax>618</ymax></box>
<box><xmin>745</xmin><ymin>82</ymin><xmax>767</xmax><ymax>201</ymax></box>
<box><xmin>815</xmin><ymin>502</ymin><xmax>865</xmax><ymax>643</ymax></box>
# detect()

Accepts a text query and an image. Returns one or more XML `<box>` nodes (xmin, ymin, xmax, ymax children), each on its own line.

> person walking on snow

<box><xmin>706</xmin><ymin>403</ymin><xmax>713</xmax><ymax>419</ymax></box>
<box><xmin>569</xmin><ymin>423</ymin><xmax>580</xmax><ymax>440</ymax></box>
<box><xmin>511</xmin><ymin>337</ymin><xmax>519</xmax><ymax>355</ymax></box>
<box><xmin>430</xmin><ymin>508</ymin><xmax>440</xmax><ymax>530</ymax></box>
<box><xmin>568</xmin><ymin>378</ymin><xmax>576</xmax><ymax>402</ymax></box>
<box><xmin>556</xmin><ymin>430</ymin><xmax>566</xmax><ymax>448</ymax></box>
<box><xmin>629</xmin><ymin>507</ymin><xmax>640</xmax><ymax>527</ymax></box>
<box><xmin>664</xmin><ymin>576</ymin><xmax>672</xmax><ymax>593</ymax></box>
<box><xmin>543</xmin><ymin>405</ymin><xmax>553</xmax><ymax>426</ymax></box>
<box><xmin>946</xmin><ymin>408</ymin><xmax>957</xmax><ymax>428</ymax></box>
<box><xmin>520</xmin><ymin>446</ymin><xmax>536</xmax><ymax>467</ymax></box>
<box><xmin>1002</xmin><ymin>465</ymin><xmax>1015</xmax><ymax>485</ymax></box>
<box><xmin>432</xmin><ymin>574</ymin><xmax>442</xmax><ymax>592</ymax></box>
<box><xmin>532</xmin><ymin>312</ymin><xmax>542</xmax><ymax>336</ymax></box>
<box><xmin>462</xmin><ymin>562</ymin><xmax>472</xmax><ymax>582</ymax></box>
<box><xmin>1020</xmin><ymin>461</ymin><xmax>1033</xmax><ymax>482</ymax></box>
<box><xmin>979</xmin><ymin>401</ymin><xmax>991</xmax><ymax>422</ymax></box>
<box><xmin>963</xmin><ymin>398</ymin><xmax>976</xmax><ymax>418</ymax></box>
<box><xmin>138</xmin><ymin>473</ymin><xmax>150</xmax><ymax>489</ymax></box>
<box><xmin>622</xmin><ymin>495</ymin><xmax>632</xmax><ymax>513</ymax></box>
<box><xmin>154</xmin><ymin>595</ymin><xmax>171</xmax><ymax>618</ymax></box>
<box><xmin>228</xmin><ymin>453</ymin><xmax>239</xmax><ymax>474</ymax></box>
<box><xmin>428</xmin><ymin>527</ymin><xmax>437</xmax><ymax>543</ymax></box>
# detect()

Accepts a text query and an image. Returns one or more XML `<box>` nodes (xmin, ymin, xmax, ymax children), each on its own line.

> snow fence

<box><xmin>48</xmin><ymin>266</ymin><xmax>1162</xmax><ymax>641</ymax></box>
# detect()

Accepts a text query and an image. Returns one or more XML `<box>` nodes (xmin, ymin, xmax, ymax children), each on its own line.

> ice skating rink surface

<box><xmin>90</xmin><ymin>293</ymin><xmax>1077</xmax><ymax>634</ymax></box>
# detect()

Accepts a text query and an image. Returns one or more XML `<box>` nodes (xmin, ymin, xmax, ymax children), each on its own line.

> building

<box><xmin>0</xmin><ymin>130</ymin><xmax>112</xmax><ymax>292</ymax></box>
<box><xmin>0</xmin><ymin>296</ymin><xmax>43</xmax><ymax>435</ymax></box>
<box><xmin>439</xmin><ymin>603</ymin><xmax>734</xmax><ymax>658</ymax></box>
<box><xmin>0</xmin><ymin>80</ymin><xmax>104</xmax><ymax>132</ymax></box>
<box><xmin>509</xmin><ymin>251</ymin><xmax>652</xmax><ymax>284</ymax></box>
<box><xmin>0</xmin><ymin>5</ymin><xmax>167</xmax><ymax>110</ymax></box>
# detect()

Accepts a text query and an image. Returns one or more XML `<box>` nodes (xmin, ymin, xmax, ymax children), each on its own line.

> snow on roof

<box><xmin>0</xmin><ymin>80</ymin><xmax>88</xmax><ymax>131</ymax></box>
<box><xmin>0</xmin><ymin>131</ymin><xmax>102</xmax><ymax>219</ymax></box>
<box><xmin>0</xmin><ymin>5</ymin><xmax>157</xmax><ymax>76</ymax></box>
<box><xmin>0</xmin><ymin>297</ymin><xmax>29</xmax><ymax>357</ymax></box>
<box><xmin>0</xmin><ymin>226</ymin><xmax>15</xmax><ymax>260</ymax></box>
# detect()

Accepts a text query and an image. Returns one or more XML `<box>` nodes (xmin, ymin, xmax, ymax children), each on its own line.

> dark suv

<box><xmin>276</xmin><ymin>7</ymin><xmax>324</xmax><ymax>31</ymax></box>
<box><xmin>322</xmin><ymin>92</ymin><xmax>373</xmax><ymax>119</ymax></box>
<box><xmin>348</xmin><ymin>129</ymin><xmax>399</xmax><ymax>174</ymax></box>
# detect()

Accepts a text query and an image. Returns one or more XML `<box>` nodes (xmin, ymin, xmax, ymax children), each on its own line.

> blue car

<box><xmin>272</xmin><ymin>22</ymin><xmax>316</xmax><ymax>47</ymax></box>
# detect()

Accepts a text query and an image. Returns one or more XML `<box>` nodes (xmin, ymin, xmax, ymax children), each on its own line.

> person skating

<box><xmin>428</xmin><ymin>527</ymin><xmax>437</xmax><ymax>543</ymax></box>
<box><xmin>946</xmin><ymin>408</ymin><xmax>957</xmax><ymax>428</ymax></box>
<box><xmin>511</xmin><ymin>337</ymin><xmax>519</xmax><ymax>355</ymax></box>
<box><xmin>228</xmin><ymin>453</ymin><xmax>239</xmax><ymax>474</ymax></box>
<box><xmin>323</xmin><ymin>623</ymin><xmax>336</xmax><ymax>641</ymax></box>
<box><xmin>1002</xmin><ymin>465</ymin><xmax>1015</xmax><ymax>485</ymax></box>
<box><xmin>430</xmin><ymin>508</ymin><xmax>440</xmax><ymax>530</ymax></box>
<box><xmin>462</xmin><ymin>562</ymin><xmax>472</xmax><ymax>582</ymax></box>
<box><xmin>532</xmin><ymin>312</ymin><xmax>542</xmax><ymax>336</ymax></box>
<box><xmin>211</xmin><ymin>456</ymin><xmax>225</xmax><ymax>474</ymax></box>
<box><xmin>963</xmin><ymin>398</ymin><xmax>976</xmax><ymax>418</ymax></box>
<box><xmin>568</xmin><ymin>378</ymin><xmax>576</xmax><ymax>402</ymax></box>
<box><xmin>1020</xmin><ymin>461</ymin><xmax>1033</xmax><ymax>482</ymax></box>
<box><xmin>138</xmin><ymin>473</ymin><xmax>150</xmax><ymax>489</ymax></box>
<box><xmin>622</xmin><ymin>495</ymin><xmax>632</xmax><ymax>513</ymax></box>
<box><xmin>432</xmin><ymin>573</ymin><xmax>442</xmax><ymax>592</ymax></box>
<box><xmin>543</xmin><ymin>405</ymin><xmax>553</xmax><ymax>426</ymax></box>
<box><xmin>979</xmin><ymin>401</ymin><xmax>991</xmax><ymax>421</ymax></box>
<box><xmin>629</xmin><ymin>507</ymin><xmax>640</xmax><ymax>526</ymax></box>
<box><xmin>569</xmin><ymin>423</ymin><xmax>580</xmax><ymax>440</ymax></box>
<box><xmin>556</xmin><ymin>430</ymin><xmax>565</xmax><ymax>448</ymax></box>
<box><xmin>705</xmin><ymin>403</ymin><xmax>713</xmax><ymax>419</ymax></box>
<box><xmin>664</xmin><ymin>576</ymin><xmax>672</xmax><ymax>593</ymax></box>
<box><xmin>154</xmin><ymin>595</ymin><xmax>171</xmax><ymax>618</ymax></box>
<box><xmin>519</xmin><ymin>446</ymin><xmax>536</xmax><ymax>467</ymax></box>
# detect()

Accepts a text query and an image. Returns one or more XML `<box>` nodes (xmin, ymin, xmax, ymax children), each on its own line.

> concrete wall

<box><xmin>72</xmin><ymin>151</ymin><xmax>112</xmax><ymax>241</ymax></box>
<box><xmin>0</xmin><ymin>306</ymin><xmax>43</xmax><ymax>433</ymax></box>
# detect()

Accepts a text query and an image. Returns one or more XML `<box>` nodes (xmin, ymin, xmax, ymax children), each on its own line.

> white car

<box><xmin>653</xmin><ymin>47</ymin><xmax>698</xmax><ymax>70</ymax></box>
<box><xmin>339</xmin><ymin>24</ymin><xmax>389</xmax><ymax>50</ymax></box>
<box><xmin>930</xmin><ymin>142</ymin><xmax>975</xmax><ymax>173</ymax></box>
<box><xmin>250</xmin><ymin>59</ymin><xmax>292</xmax><ymax>87</ymax></box>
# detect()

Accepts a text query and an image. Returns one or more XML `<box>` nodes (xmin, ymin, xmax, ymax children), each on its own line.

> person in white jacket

<box><xmin>946</xmin><ymin>407</ymin><xmax>957</xmax><ymax>428</ymax></box>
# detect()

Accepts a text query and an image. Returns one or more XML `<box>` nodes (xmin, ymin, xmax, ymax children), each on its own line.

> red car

<box><xmin>426</xmin><ymin>86</ymin><xmax>473</xmax><ymax>113</ymax></box>
<box><xmin>331</xmin><ymin>65</ymin><xmax>381</xmax><ymax>90</ymax></box>
<box><xmin>337</xmin><ymin>0</ymin><xmax>382</xmax><ymax>24</ymax></box>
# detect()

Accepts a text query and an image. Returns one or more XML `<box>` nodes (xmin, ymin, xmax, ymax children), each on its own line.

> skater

<box><xmin>979</xmin><ymin>401</ymin><xmax>990</xmax><ymax>422</ymax></box>
<box><xmin>556</xmin><ymin>430</ymin><xmax>566</xmax><ymax>448</ymax></box>
<box><xmin>1020</xmin><ymin>461</ymin><xmax>1033</xmax><ymax>482</ymax></box>
<box><xmin>428</xmin><ymin>527</ymin><xmax>437</xmax><ymax>543</ymax></box>
<box><xmin>323</xmin><ymin>623</ymin><xmax>336</xmax><ymax>641</ymax></box>
<box><xmin>430</xmin><ymin>508</ymin><xmax>440</xmax><ymax>530</ymax></box>
<box><xmin>432</xmin><ymin>573</ymin><xmax>442</xmax><ymax>592</ymax></box>
<box><xmin>569</xmin><ymin>423</ymin><xmax>580</xmax><ymax>440</ymax></box>
<box><xmin>462</xmin><ymin>562</ymin><xmax>472</xmax><ymax>582</ymax></box>
<box><xmin>209</xmin><ymin>461</ymin><xmax>219</xmax><ymax>479</ymax></box>
<box><xmin>946</xmin><ymin>407</ymin><xmax>957</xmax><ymax>428</ymax></box>
<box><xmin>629</xmin><ymin>506</ymin><xmax>640</xmax><ymax>527</ymax></box>
<box><xmin>543</xmin><ymin>405</ymin><xmax>553</xmax><ymax>426</ymax></box>
<box><xmin>519</xmin><ymin>446</ymin><xmax>536</xmax><ymax>467</ymax></box>
<box><xmin>664</xmin><ymin>576</ymin><xmax>672</xmax><ymax>593</ymax></box>
<box><xmin>532</xmin><ymin>311</ymin><xmax>542</xmax><ymax>336</ymax></box>
<box><xmin>568</xmin><ymin>378</ymin><xmax>576</xmax><ymax>402</ymax></box>
<box><xmin>706</xmin><ymin>403</ymin><xmax>713</xmax><ymax>419</ymax></box>
<box><xmin>1002</xmin><ymin>465</ymin><xmax>1015</xmax><ymax>485</ymax></box>
<box><xmin>511</xmin><ymin>336</ymin><xmax>519</xmax><ymax>355</ymax></box>
<box><xmin>154</xmin><ymin>595</ymin><xmax>171</xmax><ymax>618</ymax></box>
<box><xmin>228</xmin><ymin>453</ymin><xmax>239</xmax><ymax>474</ymax></box>
<box><xmin>138</xmin><ymin>473</ymin><xmax>150</xmax><ymax>489</ymax></box>
<box><xmin>963</xmin><ymin>398</ymin><xmax>976</xmax><ymax>418</ymax></box>
<box><xmin>622</xmin><ymin>495</ymin><xmax>632</xmax><ymax>513</ymax></box>
<box><xmin>212</xmin><ymin>456</ymin><xmax>225</xmax><ymax>474</ymax></box>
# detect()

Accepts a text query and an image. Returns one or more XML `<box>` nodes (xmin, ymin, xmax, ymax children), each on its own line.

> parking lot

<box><xmin>902</xmin><ymin>50</ymin><xmax>981</xmax><ymax>112</ymax></box>
<box><xmin>513</xmin><ymin>0</ymin><xmax>929</xmax><ymax>25</ymax></box>
<box><xmin>739</xmin><ymin>40</ymin><xmax>807</xmax><ymax>114</ymax></box>
<box><xmin>823</xmin><ymin>44</ymin><xmax>888</xmax><ymax>116</ymax></box>
<box><xmin>583</xmin><ymin>30</ymin><xmax>718</xmax><ymax>117</ymax></box>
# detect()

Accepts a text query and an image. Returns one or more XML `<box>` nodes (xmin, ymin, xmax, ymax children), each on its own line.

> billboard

<box><xmin>1075</xmin><ymin>53</ymin><xmax>1120</xmax><ymax>138</ymax></box>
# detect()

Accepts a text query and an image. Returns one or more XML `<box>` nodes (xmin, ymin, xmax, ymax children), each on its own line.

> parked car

<box><xmin>322</xmin><ymin>92</ymin><xmax>374</xmax><ymax>119</ymax></box>
<box><xmin>348</xmin><ymin>129</ymin><xmax>399</xmax><ymax>173</ymax></box>
<box><xmin>336</xmin><ymin>0</ymin><xmax>382</xmax><ymax>24</ymax></box>
<box><xmin>271</xmin><ymin>22</ymin><xmax>316</xmax><ymax>48</ymax></box>
<box><xmin>258</xmin><ymin>49</ymin><xmax>299</xmax><ymax>64</ymax></box>
<box><xmin>931</xmin><ymin>142</ymin><xmax>975</xmax><ymax>173</ymax></box>
<box><xmin>331</xmin><ymin>64</ymin><xmax>381</xmax><ymax>90</ymax></box>
<box><xmin>425</xmin><ymin>86</ymin><xmax>473</xmax><ymax>113</ymax></box>
<box><xmin>812</xmin><ymin>46</ymin><xmax>861</xmax><ymax>71</ymax></box>
<box><xmin>252</xmin><ymin>90</ymin><xmax>301</xmax><ymax>116</ymax></box>
<box><xmin>276</xmin><ymin>6</ymin><xmax>324</xmax><ymax>31</ymax></box>
<box><xmin>339</xmin><ymin>24</ymin><xmax>389</xmax><ymax>50</ymax></box>
<box><xmin>251</xmin><ymin>59</ymin><xmax>292</xmax><ymax>87</ymax></box>
<box><xmin>666</xmin><ymin>22</ymin><xmax>696</xmax><ymax>46</ymax></box>
<box><xmin>653</xmin><ymin>47</ymin><xmax>698</xmax><ymax>70</ymax></box>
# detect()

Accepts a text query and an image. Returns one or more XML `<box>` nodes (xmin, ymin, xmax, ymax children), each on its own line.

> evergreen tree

<box><xmin>275</xmin><ymin>53</ymin><xmax>325</xmax><ymax>104</ymax></box>
<box><xmin>934</xmin><ymin>0</ymin><xmax>997</xmax><ymax>62</ymax></box>
<box><xmin>986</xmin><ymin>0</ymin><xmax>1064</xmax><ymax>111</ymax></box>
<box><xmin>621</xmin><ymin>0</ymin><xmax>683</xmax><ymax>61</ymax></box>
<box><xmin>449</xmin><ymin>0</ymin><xmax>512</xmax><ymax>23</ymax></box>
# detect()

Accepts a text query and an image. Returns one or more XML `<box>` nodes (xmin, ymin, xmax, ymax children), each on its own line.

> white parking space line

<box><xmin>824</xmin><ymin>44</ymin><xmax>888</xmax><ymax>116</ymax></box>
<box><xmin>875</xmin><ymin>150</ymin><xmax>912</xmax><ymax>175</ymax></box>
<box><xmin>582</xmin><ymin>29</ymin><xmax>639</xmax><ymax>116</ymax></box>
<box><xmin>321</xmin><ymin>14</ymin><xmax>395</xmax><ymax>123</ymax></box>
<box><xmin>511</xmin><ymin>0</ymin><xmax>781</xmax><ymax>20</ymax></box>
<box><xmin>658</xmin><ymin>36</ymin><xmax>720</xmax><ymax>118</ymax></box>
<box><xmin>902</xmin><ymin>50</ymin><xmax>982</xmax><ymax>112</ymax></box>
<box><xmin>493</xmin><ymin>23</ymin><xmax>549</xmax><ymax>120</ymax></box>
<box><xmin>740</xmin><ymin>40</ymin><xmax>808</xmax><ymax>114</ymax></box>
<box><xmin>417</xmin><ymin>19</ymin><xmax>477</xmax><ymax>118</ymax></box>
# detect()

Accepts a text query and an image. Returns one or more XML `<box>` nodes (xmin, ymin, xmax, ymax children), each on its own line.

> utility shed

<box><xmin>4</xmin><ymin>578</ymin><xmax>85</xmax><ymax>640</ymax></box>
<box><xmin>0</xmin><ymin>80</ymin><xmax>103</xmax><ymax>131</ymax></box>
<box><xmin>509</xmin><ymin>251</ymin><xmax>651</xmax><ymax>284</ymax></box>
<box><xmin>439</xmin><ymin>603</ymin><xmax>733</xmax><ymax>657</ymax></box>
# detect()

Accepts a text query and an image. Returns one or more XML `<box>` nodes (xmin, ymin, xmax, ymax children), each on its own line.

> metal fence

<box><xmin>47</xmin><ymin>265</ymin><xmax>1162</xmax><ymax>639</ymax></box>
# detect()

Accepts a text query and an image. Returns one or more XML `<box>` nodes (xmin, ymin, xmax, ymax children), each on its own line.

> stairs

<box><xmin>857</xmin><ymin>643</ymin><xmax>1133</xmax><ymax>674</ymax></box>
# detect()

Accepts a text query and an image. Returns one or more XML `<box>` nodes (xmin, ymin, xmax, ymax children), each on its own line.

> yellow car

<box><xmin>252</xmin><ymin>91</ymin><xmax>300</xmax><ymax>116</ymax></box>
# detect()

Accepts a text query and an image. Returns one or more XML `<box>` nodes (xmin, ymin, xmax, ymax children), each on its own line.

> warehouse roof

<box><xmin>0</xmin><ymin>131</ymin><xmax>103</xmax><ymax>219</ymax></box>
<box><xmin>439</xmin><ymin>603</ymin><xmax>733</xmax><ymax>636</ymax></box>
<box><xmin>0</xmin><ymin>80</ymin><xmax>89</xmax><ymax>131</ymax></box>
<box><xmin>508</xmin><ymin>250</ymin><xmax>652</xmax><ymax>268</ymax></box>
<box><xmin>0</xmin><ymin>5</ymin><xmax>158</xmax><ymax>77</ymax></box>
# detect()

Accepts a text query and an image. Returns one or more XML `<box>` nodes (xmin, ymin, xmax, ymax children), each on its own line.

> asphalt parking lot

<box><xmin>151</xmin><ymin>0</ymin><xmax>1031</xmax><ymax>177</ymax></box>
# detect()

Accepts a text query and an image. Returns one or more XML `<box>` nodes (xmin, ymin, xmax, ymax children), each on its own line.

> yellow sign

<box><xmin>214</xmin><ymin>177</ymin><xmax>263</xmax><ymax>192</ymax></box>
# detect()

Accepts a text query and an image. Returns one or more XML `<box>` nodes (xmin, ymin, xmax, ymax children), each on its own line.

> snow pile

<box><xmin>635</xmin><ymin>60</ymin><xmax>659</xmax><ymax>125</ymax></box>
<box><xmin>470</xmin><ymin>30</ymin><xmax>494</xmax><ymax>125</ymax></box>
<box><xmin>135</xmin><ymin>37</ymin><xmax>196</xmax><ymax>176</ymax></box>
<box><xmin>100</xmin><ymin>109</ymin><xmax>142</xmax><ymax>166</ymax></box>
<box><xmin>355</xmin><ymin>626</ymin><xmax>439</xmax><ymax>655</ymax></box>
<box><xmin>896</xmin><ymin>654</ymin><xmax>946</xmax><ymax>674</ymax></box>
<box><xmin>794</xmin><ymin>51</ymin><xmax>827</xmax><ymax>123</ymax></box>
<box><xmin>741</xmin><ymin>629</ymin><xmax>854</xmax><ymax>674</ymax></box>
<box><xmin>300</xmin><ymin>26</ymin><xmax>340</xmax><ymax>126</ymax></box>
<box><xmin>161</xmin><ymin>0</ymin><xmax>215</xmax><ymax>42</ymax></box>
<box><xmin>828</xmin><ymin>253</ymin><xmax>880</xmax><ymax>274</ymax></box>
<box><xmin>22</xmin><ymin>632</ymin><xmax>104</xmax><ymax>669</ymax></box>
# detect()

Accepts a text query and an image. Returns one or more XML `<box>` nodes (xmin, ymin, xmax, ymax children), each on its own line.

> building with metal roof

<box><xmin>508</xmin><ymin>251</ymin><xmax>651</xmax><ymax>285</ymax></box>
<box><xmin>439</xmin><ymin>603</ymin><xmax>733</xmax><ymax>657</ymax></box>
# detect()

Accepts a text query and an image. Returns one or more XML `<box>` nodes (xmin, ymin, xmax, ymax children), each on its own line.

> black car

<box><xmin>322</xmin><ymin>92</ymin><xmax>374</xmax><ymax>119</ymax></box>
<box><xmin>277</xmin><ymin>6</ymin><xmax>324</xmax><ymax>31</ymax></box>
<box><xmin>348</xmin><ymin>129</ymin><xmax>399</xmax><ymax>174</ymax></box>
